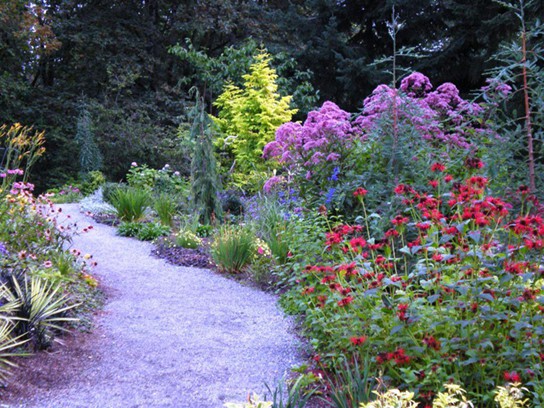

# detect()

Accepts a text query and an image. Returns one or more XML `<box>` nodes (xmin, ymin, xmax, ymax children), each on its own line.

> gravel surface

<box><xmin>6</xmin><ymin>204</ymin><xmax>303</xmax><ymax>408</ymax></box>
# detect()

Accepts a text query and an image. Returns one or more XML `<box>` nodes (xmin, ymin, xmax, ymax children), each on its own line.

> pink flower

<box><xmin>131</xmin><ymin>162</ymin><xmax>138</xmax><ymax>167</ymax></box>
<box><xmin>43</xmin><ymin>261</ymin><xmax>53</xmax><ymax>268</ymax></box>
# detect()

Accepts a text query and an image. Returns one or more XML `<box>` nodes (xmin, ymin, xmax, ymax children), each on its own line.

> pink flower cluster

<box><xmin>263</xmin><ymin>101</ymin><xmax>360</xmax><ymax>181</ymax></box>
<box><xmin>355</xmin><ymin>72</ymin><xmax>487</xmax><ymax>148</ymax></box>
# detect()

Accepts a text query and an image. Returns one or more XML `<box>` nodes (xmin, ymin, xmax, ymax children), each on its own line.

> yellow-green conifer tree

<box><xmin>213</xmin><ymin>51</ymin><xmax>296</xmax><ymax>190</ymax></box>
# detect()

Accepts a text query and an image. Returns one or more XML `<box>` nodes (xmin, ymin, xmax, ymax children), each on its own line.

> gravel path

<box><xmin>9</xmin><ymin>204</ymin><xmax>303</xmax><ymax>408</ymax></box>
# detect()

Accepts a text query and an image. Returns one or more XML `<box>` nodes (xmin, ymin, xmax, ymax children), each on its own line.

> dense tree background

<box><xmin>1</xmin><ymin>0</ymin><xmax>542</xmax><ymax>190</ymax></box>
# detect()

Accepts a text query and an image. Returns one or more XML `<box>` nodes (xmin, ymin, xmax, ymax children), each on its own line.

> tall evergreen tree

<box><xmin>189</xmin><ymin>92</ymin><xmax>222</xmax><ymax>224</ymax></box>
<box><xmin>75</xmin><ymin>107</ymin><xmax>102</xmax><ymax>174</ymax></box>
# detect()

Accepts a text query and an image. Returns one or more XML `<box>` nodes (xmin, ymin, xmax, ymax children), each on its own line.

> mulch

<box><xmin>152</xmin><ymin>239</ymin><xmax>215</xmax><ymax>269</ymax></box>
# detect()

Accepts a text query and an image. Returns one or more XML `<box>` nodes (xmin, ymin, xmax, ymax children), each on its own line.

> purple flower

<box><xmin>263</xmin><ymin>176</ymin><xmax>283</xmax><ymax>193</ymax></box>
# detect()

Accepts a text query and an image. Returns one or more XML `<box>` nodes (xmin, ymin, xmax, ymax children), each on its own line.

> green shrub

<box><xmin>175</xmin><ymin>230</ymin><xmax>202</xmax><ymax>249</ymax></box>
<box><xmin>195</xmin><ymin>224</ymin><xmax>213</xmax><ymax>237</ymax></box>
<box><xmin>110</xmin><ymin>187</ymin><xmax>150</xmax><ymax>222</ymax></box>
<box><xmin>80</xmin><ymin>170</ymin><xmax>106</xmax><ymax>196</ymax></box>
<box><xmin>117</xmin><ymin>221</ymin><xmax>142</xmax><ymax>237</ymax></box>
<box><xmin>136</xmin><ymin>222</ymin><xmax>170</xmax><ymax>241</ymax></box>
<box><xmin>153</xmin><ymin>193</ymin><xmax>178</xmax><ymax>226</ymax></box>
<box><xmin>211</xmin><ymin>226</ymin><xmax>255</xmax><ymax>273</ymax></box>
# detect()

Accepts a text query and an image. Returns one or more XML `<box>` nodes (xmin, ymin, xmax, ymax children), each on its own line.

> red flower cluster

<box><xmin>376</xmin><ymin>348</ymin><xmax>411</xmax><ymax>366</ymax></box>
<box><xmin>350</xmin><ymin>335</ymin><xmax>368</xmax><ymax>346</ymax></box>
<box><xmin>397</xmin><ymin>303</ymin><xmax>409</xmax><ymax>322</ymax></box>
<box><xmin>503</xmin><ymin>371</ymin><xmax>521</xmax><ymax>382</ymax></box>
<box><xmin>353</xmin><ymin>187</ymin><xmax>368</xmax><ymax>197</ymax></box>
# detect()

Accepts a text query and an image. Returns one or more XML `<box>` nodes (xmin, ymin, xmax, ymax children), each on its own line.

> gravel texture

<box><xmin>5</xmin><ymin>204</ymin><xmax>303</xmax><ymax>408</ymax></box>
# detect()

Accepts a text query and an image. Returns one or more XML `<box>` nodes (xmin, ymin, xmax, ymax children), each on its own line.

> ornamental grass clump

<box><xmin>281</xmin><ymin>161</ymin><xmax>544</xmax><ymax>406</ymax></box>
<box><xmin>211</xmin><ymin>226</ymin><xmax>255</xmax><ymax>273</ymax></box>
<box><xmin>153</xmin><ymin>193</ymin><xmax>178</xmax><ymax>226</ymax></box>
<box><xmin>110</xmin><ymin>187</ymin><xmax>150</xmax><ymax>222</ymax></box>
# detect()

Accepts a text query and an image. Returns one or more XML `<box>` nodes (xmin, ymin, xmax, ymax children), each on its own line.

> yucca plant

<box><xmin>10</xmin><ymin>276</ymin><xmax>79</xmax><ymax>350</ymax></box>
<box><xmin>211</xmin><ymin>225</ymin><xmax>255</xmax><ymax>273</ymax></box>
<box><xmin>153</xmin><ymin>193</ymin><xmax>178</xmax><ymax>226</ymax></box>
<box><xmin>110</xmin><ymin>187</ymin><xmax>150</xmax><ymax>222</ymax></box>
<box><xmin>0</xmin><ymin>286</ymin><xmax>30</xmax><ymax>383</ymax></box>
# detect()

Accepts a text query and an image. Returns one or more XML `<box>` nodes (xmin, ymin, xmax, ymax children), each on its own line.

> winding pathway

<box><xmin>7</xmin><ymin>204</ymin><xmax>302</xmax><ymax>408</ymax></box>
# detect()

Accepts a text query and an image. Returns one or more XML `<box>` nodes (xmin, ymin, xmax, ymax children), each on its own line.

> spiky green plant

<box><xmin>10</xmin><ymin>276</ymin><xmax>79</xmax><ymax>350</ymax></box>
<box><xmin>211</xmin><ymin>226</ymin><xmax>255</xmax><ymax>273</ymax></box>
<box><xmin>323</xmin><ymin>356</ymin><xmax>375</xmax><ymax>408</ymax></box>
<box><xmin>110</xmin><ymin>187</ymin><xmax>150</xmax><ymax>222</ymax></box>
<box><xmin>153</xmin><ymin>193</ymin><xmax>178</xmax><ymax>226</ymax></box>
<box><xmin>0</xmin><ymin>286</ymin><xmax>30</xmax><ymax>383</ymax></box>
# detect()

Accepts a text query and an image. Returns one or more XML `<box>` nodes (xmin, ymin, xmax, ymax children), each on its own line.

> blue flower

<box><xmin>328</xmin><ymin>166</ymin><xmax>340</xmax><ymax>181</ymax></box>
<box><xmin>325</xmin><ymin>187</ymin><xmax>336</xmax><ymax>204</ymax></box>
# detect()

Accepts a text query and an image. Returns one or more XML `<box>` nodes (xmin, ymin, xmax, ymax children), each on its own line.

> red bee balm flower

<box><xmin>503</xmin><ymin>371</ymin><xmax>521</xmax><ymax>382</ymax></box>
<box><xmin>353</xmin><ymin>187</ymin><xmax>368</xmax><ymax>197</ymax></box>
<box><xmin>431</xmin><ymin>162</ymin><xmax>446</xmax><ymax>172</ymax></box>
<box><xmin>349</xmin><ymin>336</ymin><xmax>368</xmax><ymax>346</ymax></box>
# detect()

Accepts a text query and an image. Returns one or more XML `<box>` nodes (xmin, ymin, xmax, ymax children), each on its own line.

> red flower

<box><xmin>349</xmin><ymin>237</ymin><xmax>367</xmax><ymax>251</ymax></box>
<box><xmin>349</xmin><ymin>336</ymin><xmax>368</xmax><ymax>346</ymax></box>
<box><xmin>465</xmin><ymin>157</ymin><xmax>484</xmax><ymax>169</ymax></box>
<box><xmin>431</xmin><ymin>162</ymin><xmax>446</xmax><ymax>172</ymax></box>
<box><xmin>337</xmin><ymin>296</ymin><xmax>354</xmax><ymax>307</ymax></box>
<box><xmin>444</xmin><ymin>174</ymin><xmax>453</xmax><ymax>183</ymax></box>
<box><xmin>503</xmin><ymin>371</ymin><xmax>521</xmax><ymax>382</ymax></box>
<box><xmin>429</xmin><ymin>180</ymin><xmax>439</xmax><ymax>188</ymax></box>
<box><xmin>423</xmin><ymin>335</ymin><xmax>441</xmax><ymax>350</ymax></box>
<box><xmin>391</xmin><ymin>215</ymin><xmax>409</xmax><ymax>226</ymax></box>
<box><xmin>353</xmin><ymin>188</ymin><xmax>368</xmax><ymax>197</ymax></box>
<box><xmin>397</xmin><ymin>303</ymin><xmax>409</xmax><ymax>322</ymax></box>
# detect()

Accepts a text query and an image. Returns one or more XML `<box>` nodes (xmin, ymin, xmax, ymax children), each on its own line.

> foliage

<box><xmin>211</xmin><ymin>226</ymin><xmax>256</xmax><ymax>274</ymax></box>
<box><xmin>102</xmin><ymin>182</ymin><xmax>127</xmax><ymax>205</ymax></box>
<box><xmin>250</xmin><ymin>197</ymin><xmax>291</xmax><ymax>265</ymax></box>
<box><xmin>127</xmin><ymin>163</ymin><xmax>187</xmax><ymax>197</ymax></box>
<box><xmin>7</xmin><ymin>276</ymin><xmax>79</xmax><ymax>350</ymax></box>
<box><xmin>213</xmin><ymin>51</ymin><xmax>297</xmax><ymax>191</ymax></box>
<box><xmin>117</xmin><ymin>222</ymin><xmax>142</xmax><ymax>238</ymax></box>
<box><xmin>117</xmin><ymin>221</ymin><xmax>169</xmax><ymax>241</ymax></box>
<box><xmin>80</xmin><ymin>170</ymin><xmax>106</xmax><ymax>196</ymax></box>
<box><xmin>110</xmin><ymin>187</ymin><xmax>150</xmax><ymax>222</ymax></box>
<box><xmin>153</xmin><ymin>193</ymin><xmax>178</xmax><ymax>227</ymax></box>
<box><xmin>175</xmin><ymin>230</ymin><xmax>202</xmax><ymax>249</ymax></box>
<box><xmin>494</xmin><ymin>383</ymin><xmax>529</xmax><ymax>407</ymax></box>
<box><xmin>195</xmin><ymin>224</ymin><xmax>214</xmax><ymax>238</ymax></box>
<box><xmin>188</xmin><ymin>92</ymin><xmax>222</xmax><ymax>224</ymax></box>
<box><xmin>264</xmin><ymin>375</ymin><xmax>316</xmax><ymax>408</ymax></box>
<box><xmin>75</xmin><ymin>107</ymin><xmax>103</xmax><ymax>174</ymax></box>
<box><xmin>482</xmin><ymin>0</ymin><xmax>544</xmax><ymax>195</ymax></box>
<box><xmin>135</xmin><ymin>222</ymin><xmax>170</xmax><ymax>241</ymax></box>
<box><xmin>322</xmin><ymin>357</ymin><xmax>375</xmax><ymax>408</ymax></box>
<box><xmin>279</xmin><ymin>166</ymin><xmax>544</xmax><ymax>405</ymax></box>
